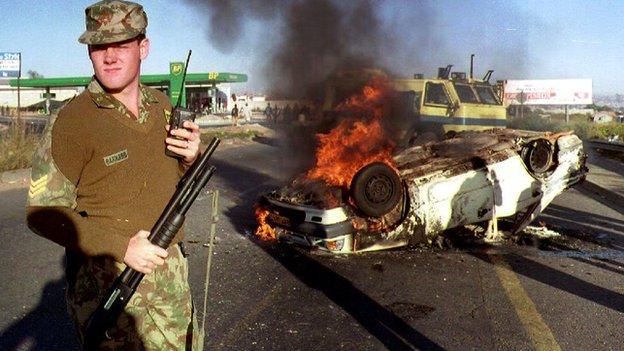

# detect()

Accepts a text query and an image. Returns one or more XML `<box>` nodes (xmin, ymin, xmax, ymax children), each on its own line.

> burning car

<box><xmin>254</xmin><ymin>79</ymin><xmax>588</xmax><ymax>253</ymax></box>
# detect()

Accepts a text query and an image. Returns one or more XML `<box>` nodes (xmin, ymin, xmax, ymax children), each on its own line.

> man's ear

<box><xmin>139</xmin><ymin>37</ymin><xmax>150</xmax><ymax>60</ymax></box>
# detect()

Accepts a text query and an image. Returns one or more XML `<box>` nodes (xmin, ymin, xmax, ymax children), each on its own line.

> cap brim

<box><xmin>78</xmin><ymin>29</ymin><xmax>144</xmax><ymax>45</ymax></box>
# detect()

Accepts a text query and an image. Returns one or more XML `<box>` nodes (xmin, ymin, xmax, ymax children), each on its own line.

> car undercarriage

<box><xmin>257</xmin><ymin>129</ymin><xmax>588</xmax><ymax>253</ymax></box>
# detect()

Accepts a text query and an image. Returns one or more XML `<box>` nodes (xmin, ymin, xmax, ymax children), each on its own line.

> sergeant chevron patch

<box><xmin>28</xmin><ymin>174</ymin><xmax>49</xmax><ymax>198</ymax></box>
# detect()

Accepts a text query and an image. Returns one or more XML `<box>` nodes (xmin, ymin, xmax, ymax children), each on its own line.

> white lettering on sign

<box><xmin>0</xmin><ymin>52</ymin><xmax>21</xmax><ymax>77</ymax></box>
<box><xmin>1</xmin><ymin>52</ymin><xmax>20</xmax><ymax>60</ymax></box>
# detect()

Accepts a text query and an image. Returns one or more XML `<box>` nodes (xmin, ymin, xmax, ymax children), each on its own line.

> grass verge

<box><xmin>0</xmin><ymin>125</ymin><xmax>39</xmax><ymax>173</ymax></box>
<box><xmin>508</xmin><ymin>114</ymin><xmax>624</xmax><ymax>140</ymax></box>
<box><xmin>1</xmin><ymin>125</ymin><xmax>265</xmax><ymax>173</ymax></box>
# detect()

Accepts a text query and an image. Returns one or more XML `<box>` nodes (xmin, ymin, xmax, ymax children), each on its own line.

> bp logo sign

<box><xmin>170</xmin><ymin>63</ymin><xmax>184</xmax><ymax>76</ymax></box>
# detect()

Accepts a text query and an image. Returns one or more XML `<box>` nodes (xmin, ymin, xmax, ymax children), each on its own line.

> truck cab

<box><xmin>323</xmin><ymin>66</ymin><xmax>507</xmax><ymax>146</ymax></box>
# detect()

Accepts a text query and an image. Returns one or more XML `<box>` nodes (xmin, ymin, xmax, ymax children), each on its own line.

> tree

<box><xmin>27</xmin><ymin>70</ymin><xmax>44</xmax><ymax>79</ymax></box>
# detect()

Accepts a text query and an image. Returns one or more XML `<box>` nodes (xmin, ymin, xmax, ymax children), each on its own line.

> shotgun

<box><xmin>83</xmin><ymin>137</ymin><xmax>220</xmax><ymax>349</ymax></box>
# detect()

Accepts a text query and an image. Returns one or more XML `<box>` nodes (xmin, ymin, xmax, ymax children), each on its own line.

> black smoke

<box><xmin>183</xmin><ymin>0</ymin><xmax>541</xmax><ymax>98</ymax></box>
<box><xmin>183</xmin><ymin>0</ymin><xmax>402</xmax><ymax>99</ymax></box>
<box><xmin>182</xmin><ymin>0</ymin><xmax>439</xmax><ymax>172</ymax></box>
<box><xmin>183</xmin><ymin>0</ymin><xmax>282</xmax><ymax>53</ymax></box>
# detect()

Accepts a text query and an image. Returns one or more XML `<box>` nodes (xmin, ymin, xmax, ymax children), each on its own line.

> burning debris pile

<box><xmin>182</xmin><ymin>1</ymin><xmax>582</xmax><ymax>253</ymax></box>
<box><xmin>254</xmin><ymin>118</ymin><xmax>587</xmax><ymax>252</ymax></box>
<box><xmin>306</xmin><ymin>77</ymin><xmax>397</xmax><ymax>189</ymax></box>
<box><xmin>254</xmin><ymin>78</ymin><xmax>402</xmax><ymax>240</ymax></box>
<box><xmin>254</xmin><ymin>203</ymin><xmax>276</xmax><ymax>242</ymax></box>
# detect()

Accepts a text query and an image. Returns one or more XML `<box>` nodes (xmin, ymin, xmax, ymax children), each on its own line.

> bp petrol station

<box><xmin>7</xmin><ymin>61</ymin><xmax>247</xmax><ymax>115</ymax></box>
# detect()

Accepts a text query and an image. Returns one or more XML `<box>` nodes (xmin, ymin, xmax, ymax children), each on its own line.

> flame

<box><xmin>306</xmin><ymin>77</ymin><xmax>397</xmax><ymax>188</ymax></box>
<box><xmin>254</xmin><ymin>204</ymin><xmax>277</xmax><ymax>241</ymax></box>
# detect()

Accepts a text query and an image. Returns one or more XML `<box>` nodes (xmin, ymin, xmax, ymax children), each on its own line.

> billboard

<box><xmin>504</xmin><ymin>79</ymin><xmax>592</xmax><ymax>105</ymax></box>
<box><xmin>0</xmin><ymin>52</ymin><xmax>21</xmax><ymax>78</ymax></box>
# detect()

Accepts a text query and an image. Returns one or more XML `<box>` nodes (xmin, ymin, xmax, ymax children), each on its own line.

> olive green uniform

<box><xmin>27</xmin><ymin>79</ymin><xmax>201</xmax><ymax>350</ymax></box>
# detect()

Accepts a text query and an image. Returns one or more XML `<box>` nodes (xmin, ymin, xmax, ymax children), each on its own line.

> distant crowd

<box><xmin>262</xmin><ymin>102</ymin><xmax>316</xmax><ymax>124</ymax></box>
<box><xmin>1</xmin><ymin>105</ymin><xmax>11</xmax><ymax>116</ymax></box>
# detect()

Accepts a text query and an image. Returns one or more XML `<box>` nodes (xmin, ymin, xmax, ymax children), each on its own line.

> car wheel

<box><xmin>521</xmin><ymin>139</ymin><xmax>555</xmax><ymax>175</ymax></box>
<box><xmin>350</xmin><ymin>162</ymin><xmax>403</xmax><ymax>217</ymax></box>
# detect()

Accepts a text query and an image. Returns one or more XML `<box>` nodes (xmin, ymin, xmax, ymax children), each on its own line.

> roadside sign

<box><xmin>504</xmin><ymin>79</ymin><xmax>593</xmax><ymax>105</ymax></box>
<box><xmin>0</xmin><ymin>52</ymin><xmax>21</xmax><ymax>78</ymax></box>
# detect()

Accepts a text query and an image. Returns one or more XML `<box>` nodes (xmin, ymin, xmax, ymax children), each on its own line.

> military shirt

<box><xmin>27</xmin><ymin>79</ymin><xmax>182</xmax><ymax>262</ymax></box>
<box><xmin>87</xmin><ymin>78</ymin><xmax>157</xmax><ymax>124</ymax></box>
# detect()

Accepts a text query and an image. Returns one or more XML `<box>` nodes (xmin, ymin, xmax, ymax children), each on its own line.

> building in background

<box><xmin>592</xmin><ymin>111</ymin><xmax>615</xmax><ymax>124</ymax></box>
<box><xmin>0</xmin><ymin>62</ymin><xmax>247</xmax><ymax>116</ymax></box>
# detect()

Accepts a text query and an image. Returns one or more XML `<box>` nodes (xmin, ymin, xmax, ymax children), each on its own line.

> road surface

<box><xmin>0</xmin><ymin>134</ymin><xmax>622</xmax><ymax>351</ymax></box>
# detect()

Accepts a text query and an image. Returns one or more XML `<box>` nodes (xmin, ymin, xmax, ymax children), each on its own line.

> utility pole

<box><xmin>519</xmin><ymin>90</ymin><xmax>525</xmax><ymax>119</ymax></box>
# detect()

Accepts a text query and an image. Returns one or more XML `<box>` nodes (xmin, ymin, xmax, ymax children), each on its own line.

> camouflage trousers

<box><xmin>65</xmin><ymin>245</ymin><xmax>203</xmax><ymax>350</ymax></box>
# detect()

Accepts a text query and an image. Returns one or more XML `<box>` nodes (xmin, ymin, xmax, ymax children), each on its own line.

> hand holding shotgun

<box><xmin>83</xmin><ymin>137</ymin><xmax>220</xmax><ymax>349</ymax></box>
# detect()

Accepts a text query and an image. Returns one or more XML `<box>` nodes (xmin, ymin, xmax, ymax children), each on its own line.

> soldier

<box><xmin>26</xmin><ymin>1</ymin><xmax>203</xmax><ymax>349</ymax></box>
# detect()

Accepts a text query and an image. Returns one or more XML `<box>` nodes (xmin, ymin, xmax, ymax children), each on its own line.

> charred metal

<box><xmin>257</xmin><ymin>128</ymin><xmax>587</xmax><ymax>253</ymax></box>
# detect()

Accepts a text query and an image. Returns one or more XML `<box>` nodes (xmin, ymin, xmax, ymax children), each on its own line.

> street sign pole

<box><xmin>17</xmin><ymin>53</ymin><xmax>22</xmax><ymax>132</ymax></box>
<box><xmin>45</xmin><ymin>87</ymin><xmax>51</xmax><ymax>115</ymax></box>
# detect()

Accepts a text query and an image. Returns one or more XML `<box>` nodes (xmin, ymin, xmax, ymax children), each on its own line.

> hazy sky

<box><xmin>1</xmin><ymin>0</ymin><xmax>622</xmax><ymax>94</ymax></box>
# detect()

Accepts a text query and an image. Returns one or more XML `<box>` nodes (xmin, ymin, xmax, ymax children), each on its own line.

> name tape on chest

<box><xmin>103</xmin><ymin>149</ymin><xmax>129</xmax><ymax>166</ymax></box>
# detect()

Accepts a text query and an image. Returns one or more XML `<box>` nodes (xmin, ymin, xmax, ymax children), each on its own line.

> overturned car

<box><xmin>256</xmin><ymin>129</ymin><xmax>587</xmax><ymax>253</ymax></box>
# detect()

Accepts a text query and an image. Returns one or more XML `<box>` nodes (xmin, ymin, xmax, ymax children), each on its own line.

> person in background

<box><xmin>264</xmin><ymin>102</ymin><xmax>273</xmax><ymax>123</ymax></box>
<box><xmin>231</xmin><ymin>103</ymin><xmax>239</xmax><ymax>126</ymax></box>
<box><xmin>244</xmin><ymin>102</ymin><xmax>252</xmax><ymax>122</ymax></box>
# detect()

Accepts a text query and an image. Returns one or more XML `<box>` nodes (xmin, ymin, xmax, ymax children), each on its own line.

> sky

<box><xmin>1</xmin><ymin>0</ymin><xmax>623</xmax><ymax>95</ymax></box>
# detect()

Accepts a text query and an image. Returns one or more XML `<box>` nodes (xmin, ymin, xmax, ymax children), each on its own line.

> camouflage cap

<box><xmin>78</xmin><ymin>0</ymin><xmax>148</xmax><ymax>45</ymax></box>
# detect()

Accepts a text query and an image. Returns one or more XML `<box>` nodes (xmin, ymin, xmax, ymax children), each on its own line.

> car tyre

<box><xmin>350</xmin><ymin>162</ymin><xmax>403</xmax><ymax>217</ymax></box>
<box><xmin>521</xmin><ymin>139</ymin><xmax>555</xmax><ymax>176</ymax></box>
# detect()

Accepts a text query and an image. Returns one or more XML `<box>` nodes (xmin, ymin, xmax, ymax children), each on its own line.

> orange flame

<box><xmin>306</xmin><ymin>77</ymin><xmax>396</xmax><ymax>188</ymax></box>
<box><xmin>254</xmin><ymin>204</ymin><xmax>277</xmax><ymax>241</ymax></box>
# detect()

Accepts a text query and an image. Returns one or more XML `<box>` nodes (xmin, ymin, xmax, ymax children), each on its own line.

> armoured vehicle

<box><xmin>322</xmin><ymin>63</ymin><xmax>506</xmax><ymax>147</ymax></box>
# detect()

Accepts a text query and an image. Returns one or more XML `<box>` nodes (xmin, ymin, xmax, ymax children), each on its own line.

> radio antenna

<box><xmin>175</xmin><ymin>50</ymin><xmax>192</xmax><ymax>108</ymax></box>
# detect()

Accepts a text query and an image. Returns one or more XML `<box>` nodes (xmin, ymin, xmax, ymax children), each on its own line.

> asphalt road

<box><xmin>0</xmin><ymin>134</ymin><xmax>623</xmax><ymax>351</ymax></box>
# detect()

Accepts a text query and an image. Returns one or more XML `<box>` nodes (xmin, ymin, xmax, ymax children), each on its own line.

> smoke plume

<box><xmin>184</xmin><ymin>0</ymin><xmax>399</xmax><ymax>98</ymax></box>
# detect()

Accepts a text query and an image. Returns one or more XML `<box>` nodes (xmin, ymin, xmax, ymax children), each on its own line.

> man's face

<box><xmin>88</xmin><ymin>37</ymin><xmax>149</xmax><ymax>93</ymax></box>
